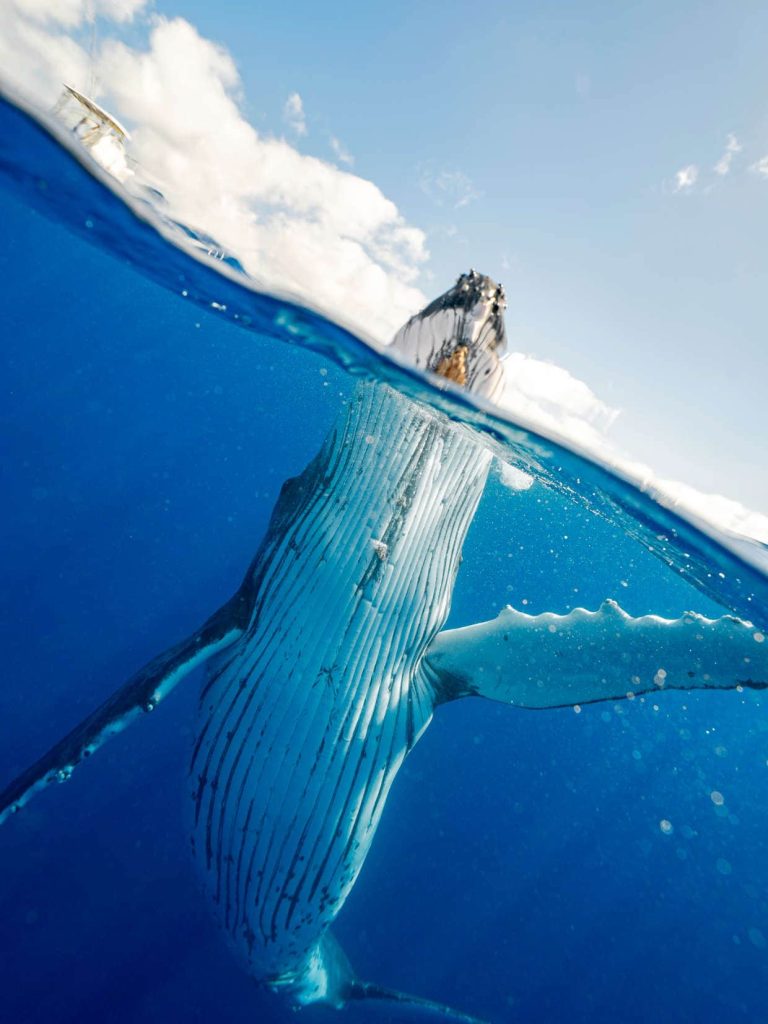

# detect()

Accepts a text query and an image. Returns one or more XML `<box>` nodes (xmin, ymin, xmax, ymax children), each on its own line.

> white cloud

<box><xmin>283</xmin><ymin>91</ymin><xmax>306</xmax><ymax>137</ymax></box>
<box><xmin>3</xmin><ymin>1</ymin><xmax>766</xmax><ymax>546</ymax></box>
<box><xmin>499</xmin><ymin>352</ymin><xmax>619</xmax><ymax>445</ymax></box>
<box><xmin>494</xmin><ymin>354</ymin><xmax>617</xmax><ymax>495</ymax></box>
<box><xmin>0</xmin><ymin>7</ymin><xmax>429</xmax><ymax>340</ymax></box>
<box><xmin>100</xmin><ymin>21</ymin><xmax>429</xmax><ymax>337</ymax></box>
<box><xmin>674</xmin><ymin>164</ymin><xmax>698</xmax><ymax>191</ymax></box>
<box><xmin>330</xmin><ymin>136</ymin><xmax>353</xmax><ymax>166</ymax></box>
<box><xmin>9</xmin><ymin>0</ymin><xmax>147</xmax><ymax>27</ymax></box>
<box><xmin>0</xmin><ymin>7</ymin><xmax>90</xmax><ymax>99</ymax></box>
<box><xmin>714</xmin><ymin>133</ymin><xmax>741</xmax><ymax>176</ymax></box>
<box><xmin>495</xmin><ymin>354</ymin><xmax>768</xmax><ymax>545</ymax></box>
<box><xmin>418</xmin><ymin>165</ymin><xmax>480</xmax><ymax>209</ymax></box>
<box><xmin>750</xmin><ymin>155</ymin><xmax>768</xmax><ymax>178</ymax></box>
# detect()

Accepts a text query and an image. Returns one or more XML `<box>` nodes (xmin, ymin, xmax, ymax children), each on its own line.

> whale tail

<box><xmin>296</xmin><ymin>933</ymin><xmax>489</xmax><ymax>1024</ymax></box>
<box><xmin>346</xmin><ymin>979</ymin><xmax>491</xmax><ymax>1023</ymax></box>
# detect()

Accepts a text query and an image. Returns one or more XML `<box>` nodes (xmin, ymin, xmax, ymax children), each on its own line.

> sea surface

<box><xmin>0</xmin><ymin>87</ymin><xmax>766</xmax><ymax>1024</ymax></box>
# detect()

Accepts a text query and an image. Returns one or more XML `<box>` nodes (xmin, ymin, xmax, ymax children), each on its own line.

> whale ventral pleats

<box><xmin>389</xmin><ymin>268</ymin><xmax>508</xmax><ymax>402</ymax></box>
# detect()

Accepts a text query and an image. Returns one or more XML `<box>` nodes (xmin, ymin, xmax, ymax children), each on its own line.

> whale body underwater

<box><xmin>2</xmin><ymin>271</ymin><xmax>767</xmax><ymax>1022</ymax></box>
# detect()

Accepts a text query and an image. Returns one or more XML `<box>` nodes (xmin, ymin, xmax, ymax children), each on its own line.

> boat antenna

<box><xmin>86</xmin><ymin>0</ymin><xmax>97</xmax><ymax>96</ymax></box>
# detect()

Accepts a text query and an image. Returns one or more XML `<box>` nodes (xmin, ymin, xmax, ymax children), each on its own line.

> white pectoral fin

<box><xmin>424</xmin><ymin>599</ymin><xmax>768</xmax><ymax>709</ymax></box>
<box><xmin>0</xmin><ymin>583</ymin><xmax>254</xmax><ymax>826</ymax></box>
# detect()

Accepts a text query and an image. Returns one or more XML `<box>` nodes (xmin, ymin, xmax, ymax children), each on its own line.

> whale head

<box><xmin>390</xmin><ymin>269</ymin><xmax>508</xmax><ymax>402</ymax></box>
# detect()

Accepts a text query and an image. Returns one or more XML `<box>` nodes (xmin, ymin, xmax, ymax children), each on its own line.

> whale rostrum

<box><xmin>1</xmin><ymin>270</ymin><xmax>766</xmax><ymax>1022</ymax></box>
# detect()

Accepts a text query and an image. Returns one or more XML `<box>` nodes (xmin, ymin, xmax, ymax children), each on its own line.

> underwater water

<box><xmin>0</xmin><ymin>87</ymin><xmax>767</xmax><ymax>1024</ymax></box>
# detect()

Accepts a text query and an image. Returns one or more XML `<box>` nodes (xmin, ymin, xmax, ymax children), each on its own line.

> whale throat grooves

<box><xmin>189</xmin><ymin>380</ymin><xmax>491</xmax><ymax>991</ymax></box>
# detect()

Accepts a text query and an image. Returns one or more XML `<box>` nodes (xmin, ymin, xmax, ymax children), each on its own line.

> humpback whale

<box><xmin>1</xmin><ymin>271</ymin><xmax>766</xmax><ymax>1022</ymax></box>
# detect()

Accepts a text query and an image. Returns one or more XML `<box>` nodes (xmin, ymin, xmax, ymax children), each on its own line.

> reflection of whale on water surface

<box><xmin>1</xmin><ymin>267</ymin><xmax>767</xmax><ymax>1023</ymax></box>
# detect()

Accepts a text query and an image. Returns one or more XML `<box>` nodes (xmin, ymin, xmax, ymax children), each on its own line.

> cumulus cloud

<box><xmin>750</xmin><ymin>155</ymin><xmax>768</xmax><ymax>178</ymax></box>
<box><xmin>8</xmin><ymin>0</ymin><xmax>147</xmax><ymax>28</ymax></box>
<box><xmin>674</xmin><ymin>164</ymin><xmax>698</xmax><ymax>191</ymax></box>
<box><xmin>100</xmin><ymin>21</ymin><xmax>429</xmax><ymax>338</ymax></box>
<box><xmin>283</xmin><ymin>91</ymin><xmax>306</xmax><ymax>137</ymax></box>
<box><xmin>499</xmin><ymin>352</ymin><xmax>619</xmax><ymax>448</ymax></box>
<box><xmin>0</xmin><ymin>11</ymin><xmax>89</xmax><ymax>99</ymax></box>
<box><xmin>496</xmin><ymin>355</ymin><xmax>768</xmax><ymax>546</ymax></box>
<box><xmin>0</xmin><ymin>0</ymin><xmax>148</xmax><ymax>100</ymax></box>
<box><xmin>494</xmin><ymin>355</ymin><xmax>617</xmax><ymax>495</ymax></box>
<box><xmin>714</xmin><ymin>133</ymin><xmax>741</xmax><ymax>176</ymax></box>
<box><xmin>2</xmin><ymin>2</ymin><xmax>766</xmax><ymax>545</ymax></box>
<box><xmin>0</xmin><ymin>6</ymin><xmax>430</xmax><ymax>339</ymax></box>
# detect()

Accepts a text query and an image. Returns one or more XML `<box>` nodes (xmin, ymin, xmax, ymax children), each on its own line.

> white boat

<box><xmin>52</xmin><ymin>84</ymin><xmax>241</xmax><ymax>269</ymax></box>
<box><xmin>52</xmin><ymin>85</ymin><xmax>133</xmax><ymax>183</ymax></box>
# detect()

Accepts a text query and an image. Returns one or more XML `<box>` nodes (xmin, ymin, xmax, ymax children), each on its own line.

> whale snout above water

<box><xmin>1</xmin><ymin>271</ymin><xmax>766</xmax><ymax>1024</ymax></box>
<box><xmin>390</xmin><ymin>268</ymin><xmax>508</xmax><ymax>401</ymax></box>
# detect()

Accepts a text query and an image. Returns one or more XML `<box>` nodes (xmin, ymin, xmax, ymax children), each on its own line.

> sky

<box><xmin>1</xmin><ymin>0</ymin><xmax>768</xmax><ymax>522</ymax></box>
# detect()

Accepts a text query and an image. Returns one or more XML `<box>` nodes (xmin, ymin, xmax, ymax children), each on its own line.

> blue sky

<box><xmin>3</xmin><ymin>0</ymin><xmax>768</xmax><ymax>515</ymax></box>
<box><xmin>182</xmin><ymin>0</ymin><xmax>768</xmax><ymax>507</ymax></box>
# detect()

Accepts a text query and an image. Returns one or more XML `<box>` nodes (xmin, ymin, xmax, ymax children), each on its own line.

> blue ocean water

<box><xmin>0</xmin><ymin>89</ymin><xmax>766</xmax><ymax>1024</ymax></box>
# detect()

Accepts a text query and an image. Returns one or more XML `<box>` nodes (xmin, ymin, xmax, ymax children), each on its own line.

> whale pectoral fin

<box><xmin>0</xmin><ymin>584</ymin><xmax>253</xmax><ymax>825</ymax></box>
<box><xmin>424</xmin><ymin>600</ymin><xmax>768</xmax><ymax>709</ymax></box>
